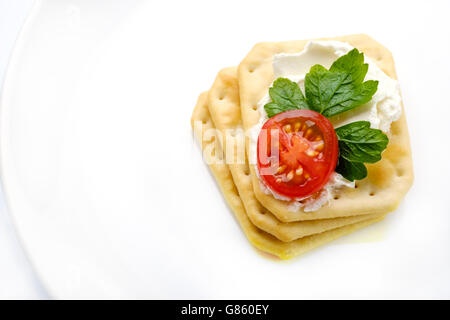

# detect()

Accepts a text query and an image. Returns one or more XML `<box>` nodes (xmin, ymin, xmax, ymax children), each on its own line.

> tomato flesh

<box><xmin>257</xmin><ymin>109</ymin><xmax>338</xmax><ymax>199</ymax></box>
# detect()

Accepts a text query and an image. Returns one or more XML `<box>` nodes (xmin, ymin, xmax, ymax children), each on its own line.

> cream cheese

<box><xmin>249</xmin><ymin>40</ymin><xmax>402</xmax><ymax>212</ymax></box>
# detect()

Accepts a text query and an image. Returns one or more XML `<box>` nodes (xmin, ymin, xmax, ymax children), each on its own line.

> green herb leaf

<box><xmin>336</xmin><ymin>158</ymin><xmax>367</xmax><ymax>182</ymax></box>
<box><xmin>335</xmin><ymin>121</ymin><xmax>389</xmax><ymax>181</ymax></box>
<box><xmin>264</xmin><ymin>78</ymin><xmax>309</xmax><ymax>118</ymax></box>
<box><xmin>304</xmin><ymin>48</ymin><xmax>378</xmax><ymax>118</ymax></box>
<box><xmin>264</xmin><ymin>102</ymin><xmax>292</xmax><ymax>118</ymax></box>
<box><xmin>336</xmin><ymin>121</ymin><xmax>388</xmax><ymax>163</ymax></box>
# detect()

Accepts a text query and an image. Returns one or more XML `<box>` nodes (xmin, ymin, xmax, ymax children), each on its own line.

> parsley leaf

<box><xmin>335</xmin><ymin>121</ymin><xmax>388</xmax><ymax>181</ymax></box>
<box><xmin>305</xmin><ymin>48</ymin><xmax>378</xmax><ymax>118</ymax></box>
<box><xmin>336</xmin><ymin>158</ymin><xmax>367</xmax><ymax>182</ymax></box>
<box><xmin>336</xmin><ymin>121</ymin><xmax>388</xmax><ymax>163</ymax></box>
<box><xmin>264</xmin><ymin>78</ymin><xmax>309</xmax><ymax>118</ymax></box>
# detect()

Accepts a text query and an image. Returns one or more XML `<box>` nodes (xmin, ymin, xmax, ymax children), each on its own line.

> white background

<box><xmin>0</xmin><ymin>0</ymin><xmax>449</xmax><ymax>299</ymax></box>
<box><xmin>0</xmin><ymin>0</ymin><xmax>47</xmax><ymax>299</ymax></box>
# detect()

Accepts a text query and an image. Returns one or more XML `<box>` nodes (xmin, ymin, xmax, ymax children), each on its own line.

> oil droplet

<box><xmin>332</xmin><ymin>217</ymin><xmax>389</xmax><ymax>245</ymax></box>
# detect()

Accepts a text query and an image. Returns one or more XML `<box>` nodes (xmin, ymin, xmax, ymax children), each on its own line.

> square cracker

<box><xmin>238</xmin><ymin>34</ymin><xmax>413</xmax><ymax>222</ymax></box>
<box><xmin>207</xmin><ymin>67</ymin><xmax>382</xmax><ymax>242</ymax></box>
<box><xmin>191</xmin><ymin>91</ymin><xmax>385</xmax><ymax>259</ymax></box>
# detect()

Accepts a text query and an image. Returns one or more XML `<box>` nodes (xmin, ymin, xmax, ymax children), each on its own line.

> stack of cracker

<box><xmin>191</xmin><ymin>34</ymin><xmax>413</xmax><ymax>259</ymax></box>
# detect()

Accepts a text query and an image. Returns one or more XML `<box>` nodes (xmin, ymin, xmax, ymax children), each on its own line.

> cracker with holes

<box><xmin>207</xmin><ymin>67</ymin><xmax>383</xmax><ymax>242</ymax></box>
<box><xmin>191</xmin><ymin>91</ymin><xmax>385</xmax><ymax>259</ymax></box>
<box><xmin>238</xmin><ymin>34</ymin><xmax>413</xmax><ymax>222</ymax></box>
<box><xmin>191</xmin><ymin>34</ymin><xmax>413</xmax><ymax>259</ymax></box>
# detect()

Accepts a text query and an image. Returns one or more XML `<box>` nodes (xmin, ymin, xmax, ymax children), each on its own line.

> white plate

<box><xmin>1</xmin><ymin>0</ymin><xmax>450</xmax><ymax>299</ymax></box>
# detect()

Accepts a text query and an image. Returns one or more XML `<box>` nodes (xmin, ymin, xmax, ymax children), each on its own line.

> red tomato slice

<box><xmin>257</xmin><ymin>109</ymin><xmax>338</xmax><ymax>199</ymax></box>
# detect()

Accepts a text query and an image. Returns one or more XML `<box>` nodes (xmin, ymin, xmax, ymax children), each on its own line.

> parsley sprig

<box><xmin>335</xmin><ymin>121</ymin><xmax>388</xmax><ymax>181</ymax></box>
<box><xmin>263</xmin><ymin>48</ymin><xmax>388</xmax><ymax>181</ymax></box>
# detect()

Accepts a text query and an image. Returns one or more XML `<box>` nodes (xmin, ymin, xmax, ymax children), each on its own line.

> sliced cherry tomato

<box><xmin>257</xmin><ymin>109</ymin><xmax>338</xmax><ymax>199</ymax></box>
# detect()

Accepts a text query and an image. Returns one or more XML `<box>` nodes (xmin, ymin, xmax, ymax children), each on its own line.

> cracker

<box><xmin>191</xmin><ymin>91</ymin><xmax>385</xmax><ymax>259</ymax></box>
<box><xmin>238</xmin><ymin>34</ymin><xmax>413</xmax><ymax>222</ymax></box>
<box><xmin>207</xmin><ymin>67</ymin><xmax>382</xmax><ymax>242</ymax></box>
